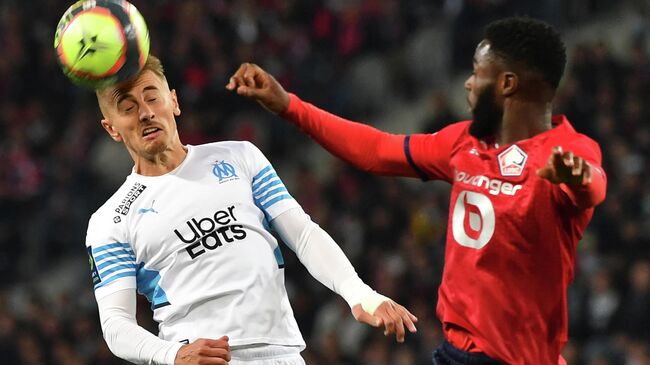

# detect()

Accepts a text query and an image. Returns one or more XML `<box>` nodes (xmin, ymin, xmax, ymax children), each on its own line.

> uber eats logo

<box><xmin>174</xmin><ymin>205</ymin><xmax>247</xmax><ymax>259</ymax></box>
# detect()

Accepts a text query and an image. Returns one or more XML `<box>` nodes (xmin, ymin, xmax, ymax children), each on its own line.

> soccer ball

<box><xmin>54</xmin><ymin>0</ymin><xmax>150</xmax><ymax>89</ymax></box>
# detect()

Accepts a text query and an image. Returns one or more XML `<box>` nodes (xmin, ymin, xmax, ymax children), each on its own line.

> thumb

<box><xmin>360</xmin><ymin>311</ymin><xmax>382</xmax><ymax>327</ymax></box>
<box><xmin>236</xmin><ymin>85</ymin><xmax>261</xmax><ymax>98</ymax></box>
<box><xmin>536</xmin><ymin>165</ymin><xmax>554</xmax><ymax>180</ymax></box>
<box><xmin>352</xmin><ymin>304</ymin><xmax>381</xmax><ymax>327</ymax></box>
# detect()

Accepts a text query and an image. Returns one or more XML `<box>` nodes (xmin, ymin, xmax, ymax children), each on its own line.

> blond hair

<box><xmin>96</xmin><ymin>55</ymin><xmax>167</xmax><ymax>117</ymax></box>
<box><xmin>140</xmin><ymin>54</ymin><xmax>165</xmax><ymax>81</ymax></box>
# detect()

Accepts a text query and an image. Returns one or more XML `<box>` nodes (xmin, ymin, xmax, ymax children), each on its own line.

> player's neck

<box><xmin>132</xmin><ymin>143</ymin><xmax>188</xmax><ymax>176</ymax></box>
<box><xmin>496</xmin><ymin>101</ymin><xmax>553</xmax><ymax>146</ymax></box>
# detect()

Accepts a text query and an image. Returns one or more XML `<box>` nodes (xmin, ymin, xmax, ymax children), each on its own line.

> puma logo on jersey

<box><xmin>138</xmin><ymin>200</ymin><xmax>158</xmax><ymax>214</ymax></box>
<box><xmin>455</xmin><ymin>171</ymin><xmax>523</xmax><ymax>196</ymax></box>
<box><xmin>174</xmin><ymin>206</ymin><xmax>248</xmax><ymax>259</ymax></box>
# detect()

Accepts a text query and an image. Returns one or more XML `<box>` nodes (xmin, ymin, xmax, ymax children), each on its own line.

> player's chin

<box><xmin>141</xmin><ymin>139</ymin><xmax>168</xmax><ymax>156</ymax></box>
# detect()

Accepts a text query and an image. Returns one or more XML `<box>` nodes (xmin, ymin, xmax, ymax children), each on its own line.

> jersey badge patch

<box><xmin>212</xmin><ymin>160</ymin><xmax>239</xmax><ymax>183</ymax></box>
<box><xmin>87</xmin><ymin>246</ymin><xmax>101</xmax><ymax>286</ymax></box>
<box><xmin>497</xmin><ymin>144</ymin><xmax>527</xmax><ymax>176</ymax></box>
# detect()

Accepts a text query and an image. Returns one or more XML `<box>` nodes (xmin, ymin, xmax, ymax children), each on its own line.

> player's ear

<box><xmin>500</xmin><ymin>72</ymin><xmax>518</xmax><ymax>97</ymax></box>
<box><xmin>101</xmin><ymin>119</ymin><xmax>122</xmax><ymax>142</ymax></box>
<box><xmin>170</xmin><ymin>89</ymin><xmax>181</xmax><ymax>116</ymax></box>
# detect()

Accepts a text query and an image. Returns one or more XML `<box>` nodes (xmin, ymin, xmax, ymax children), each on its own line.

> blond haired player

<box><xmin>86</xmin><ymin>55</ymin><xmax>417</xmax><ymax>365</ymax></box>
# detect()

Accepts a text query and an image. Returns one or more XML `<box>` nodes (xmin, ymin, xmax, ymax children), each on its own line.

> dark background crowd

<box><xmin>0</xmin><ymin>0</ymin><xmax>648</xmax><ymax>364</ymax></box>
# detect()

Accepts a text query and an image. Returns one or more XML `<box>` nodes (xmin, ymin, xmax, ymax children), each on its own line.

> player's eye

<box><xmin>121</xmin><ymin>103</ymin><xmax>135</xmax><ymax>113</ymax></box>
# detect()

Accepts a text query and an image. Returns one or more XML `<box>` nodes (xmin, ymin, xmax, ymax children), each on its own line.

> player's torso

<box><xmin>125</xmin><ymin>166</ymin><xmax>271</xmax><ymax>269</ymax></box>
<box><xmin>447</xmin><ymin>137</ymin><xmax>557</xmax><ymax>255</ymax></box>
<box><xmin>439</xmin><ymin>127</ymin><xmax>582</xmax><ymax>364</ymax></box>
<box><xmin>115</xmin><ymin>145</ymin><xmax>287</xmax><ymax>328</ymax></box>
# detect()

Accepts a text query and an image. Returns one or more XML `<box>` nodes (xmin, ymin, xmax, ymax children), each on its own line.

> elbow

<box><xmin>592</xmin><ymin>189</ymin><xmax>606</xmax><ymax>207</ymax></box>
<box><xmin>100</xmin><ymin>316</ymin><xmax>137</xmax><ymax>362</ymax></box>
<box><xmin>102</xmin><ymin>330</ymin><xmax>123</xmax><ymax>360</ymax></box>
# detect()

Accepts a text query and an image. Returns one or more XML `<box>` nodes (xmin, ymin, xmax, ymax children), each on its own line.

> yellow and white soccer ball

<box><xmin>54</xmin><ymin>0</ymin><xmax>150</xmax><ymax>89</ymax></box>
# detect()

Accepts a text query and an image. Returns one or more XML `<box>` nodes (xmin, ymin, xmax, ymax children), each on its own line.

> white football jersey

<box><xmin>85</xmin><ymin>141</ymin><xmax>305</xmax><ymax>348</ymax></box>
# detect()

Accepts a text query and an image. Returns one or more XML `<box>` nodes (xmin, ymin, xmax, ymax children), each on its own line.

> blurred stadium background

<box><xmin>0</xmin><ymin>0</ymin><xmax>648</xmax><ymax>364</ymax></box>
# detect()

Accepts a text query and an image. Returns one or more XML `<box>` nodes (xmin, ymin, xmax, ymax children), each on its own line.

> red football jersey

<box><xmin>283</xmin><ymin>94</ymin><xmax>606</xmax><ymax>364</ymax></box>
<box><xmin>408</xmin><ymin>116</ymin><xmax>603</xmax><ymax>364</ymax></box>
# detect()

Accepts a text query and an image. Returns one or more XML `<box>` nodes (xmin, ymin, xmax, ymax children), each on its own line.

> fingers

<box><xmin>571</xmin><ymin>155</ymin><xmax>582</xmax><ymax>176</ymax></box>
<box><xmin>196</xmin><ymin>347</ymin><xmax>230</xmax><ymax>360</ymax></box>
<box><xmin>552</xmin><ymin>146</ymin><xmax>567</xmax><ymax>172</ymax></box>
<box><xmin>226</xmin><ymin>63</ymin><xmax>265</xmax><ymax>90</ymax></box>
<box><xmin>199</xmin><ymin>336</ymin><xmax>230</xmax><ymax>349</ymax></box>
<box><xmin>539</xmin><ymin>146</ymin><xmax>591</xmax><ymax>185</ymax></box>
<box><xmin>389</xmin><ymin>307</ymin><xmax>405</xmax><ymax>343</ymax></box>
<box><xmin>374</xmin><ymin>301</ymin><xmax>418</xmax><ymax>343</ymax></box>
<box><xmin>582</xmin><ymin>162</ymin><xmax>592</xmax><ymax>184</ymax></box>
<box><xmin>176</xmin><ymin>337</ymin><xmax>231</xmax><ymax>365</ymax></box>
<box><xmin>562</xmin><ymin>150</ymin><xmax>575</xmax><ymax>172</ymax></box>
<box><xmin>403</xmin><ymin>307</ymin><xmax>419</xmax><ymax>332</ymax></box>
<box><xmin>225</xmin><ymin>63</ymin><xmax>247</xmax><ymax>90</ymax></box>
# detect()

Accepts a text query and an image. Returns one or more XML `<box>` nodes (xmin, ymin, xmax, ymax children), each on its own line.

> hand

<box><xmin>174</xmin><ymin>336</ymin><xmax>230</xmax><ymax>365</ymax></box>
<box><xmin>536</xmin><ymin>146</ymin><xmax>592</xmax><ymax>186</ymax></box>
<box><xmin>226</xmin><ymin>63</ymin><xmax>290</xmax><ymax>115</ymax></box>
<box><xmin>352</xmin><ymin>301</ymin><xmax>418</xmax><ymax>343</ymax></box>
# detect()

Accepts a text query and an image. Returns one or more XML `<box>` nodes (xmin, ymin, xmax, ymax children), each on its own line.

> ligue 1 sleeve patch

<box><xmin>87</xmin><ymin>246</ymin><xmax>101</xmax><ymax>286</ymax></box>
<box><xmin>498</xmin><ymin>144</ymin><xmax>527</xmax><ymax>176</ymax></box>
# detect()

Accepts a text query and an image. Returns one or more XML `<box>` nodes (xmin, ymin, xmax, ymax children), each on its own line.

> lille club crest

<box><xmin>497</xmin><ymin>144</ymin><xmax>527</xmax><ymax>176</ymax></box>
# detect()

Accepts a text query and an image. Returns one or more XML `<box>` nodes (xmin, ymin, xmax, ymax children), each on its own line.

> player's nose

<box><xmin>139</xmin><ymin>104</ymin><xmax>155</xmax><ymax>122</ymax></box>
<box><xmin>464</xmin><ymin>75</ymin><xmax>473</xmax><ymax>92</ymax></box>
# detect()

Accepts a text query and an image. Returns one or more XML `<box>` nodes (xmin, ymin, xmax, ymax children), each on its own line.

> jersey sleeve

<box><xmin>85</xmin><ymin>214</ymin><xmax>137</xmax><ymax>300</ymax></box>
<box><xmin>283</xmin><ymin>93</ymin><xmax>418</xmax><ymax>177</ymax></box>
<box><xmin>240</xmin><ymin>142</ymin><xmax>300</xmax><ymax>220</ymax></box>
<box><xmin>406</xmin><ymin>122</ymin><xmax>469</xmax><ymax>182</ymax></box>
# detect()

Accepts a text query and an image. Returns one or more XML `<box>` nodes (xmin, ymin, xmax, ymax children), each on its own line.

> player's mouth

<box><xmin>142</xmin><ymin>127</ymin><xmax>162</xmax><ymax>140</ymax></box>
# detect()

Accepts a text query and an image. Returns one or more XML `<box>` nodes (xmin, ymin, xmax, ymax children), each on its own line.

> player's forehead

<box><xmin>473</xmin><ymin>40</ymin><xmax>498</xmax><ymax>67</ymax></box>
<box><xmin>104</xmin><ymin>70</ymin><xmax>167</xmax><ymax>103</ymax></box>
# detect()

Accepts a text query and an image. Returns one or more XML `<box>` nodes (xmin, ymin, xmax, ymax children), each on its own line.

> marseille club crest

<box><xmin>497</xmin><ymin>144</ymin><xmax>527</xmax><ymax>176</ymax></box>
<box><xmin>212</xmin><ymin>160</ymin><xmax>239</xmax><ymax>182</ymax></box>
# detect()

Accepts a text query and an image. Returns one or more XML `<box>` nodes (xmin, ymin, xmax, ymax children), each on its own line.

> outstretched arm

<box><xmin>272</xmin><ymin>207</ymin><xmax>418</xmax><ymax>342</ymax></box>
<box><xmin>227</xmin><ymin>63</ymin><xmax>418</xmax><ymax>177</ymax></box>
<box><xmin>97</xmin><ymin>289</ymin><xmax>230</xmax><ymax>365</ymax></box>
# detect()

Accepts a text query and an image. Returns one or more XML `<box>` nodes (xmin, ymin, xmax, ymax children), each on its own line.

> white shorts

<box><xmin>229</xmin><ymin>344</ymin><xmax>305</xmax><ymax>365</ymax></box>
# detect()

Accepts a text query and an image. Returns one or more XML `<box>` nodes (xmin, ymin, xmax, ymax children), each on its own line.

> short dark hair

<box><xmin>484</xmin><ymin>17</ymin><xmax>566</xmax><ymax>89</ymax></box>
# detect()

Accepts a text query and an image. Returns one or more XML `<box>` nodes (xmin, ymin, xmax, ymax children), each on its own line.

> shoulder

<box><xmin>413</xmin><ymin>121</ymin><xmax>472</xmax><ymax>151</ymax></box>
<box><xmin>545</xmin><ymin>117</ymin><xmax>602</xmax><ymax>158</ymax></box>
<box><xmin>445</xmin><ymin>120</ymin><xmax>472</xmax><ymax>132</ymax></box>
<box><xmin>86</xmin><ymin>179</ymin><xmax>140</xmax><ymax>245</ymax></box>
<box><xmin>191</xmin><ymin>140</ymin><xmax>259</xmax><ymax>154</ymax></box>
<box><xmin>190</xmin><ymin>141</ymin><xmax>265</xmax><ymax>162</ymax></box>
<box><xmin>90</xmin><ymin>179</ymin><xmax>137</xmax><ymax>219</ymax></box>
<box><xmin>432</xmin><ymin>120</ymin><xmax>472</xmax><ymax>143</ymax></box>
